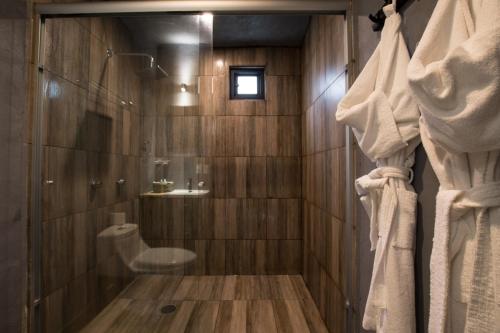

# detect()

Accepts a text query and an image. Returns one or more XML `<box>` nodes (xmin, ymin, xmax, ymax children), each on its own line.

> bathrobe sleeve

<box><xmin>408</xmin><ymin>2</ymin><xmax>500</xmax><ymax>153</ymax></box>
<box><xmin>336</xmin><ymin>23</ymin><xmax>420</xmax><ymax>161</ymax></box>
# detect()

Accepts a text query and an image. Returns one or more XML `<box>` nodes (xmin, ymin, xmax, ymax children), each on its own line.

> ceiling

<box><xmin>121</xmin><ymin>14</ymin><xmax>311</xmax><ymax>52</ymax></box>
<box><xmin>213</xmin><ymin>15</ymin><xmax>310</xmax><ymax>47</ymax></box>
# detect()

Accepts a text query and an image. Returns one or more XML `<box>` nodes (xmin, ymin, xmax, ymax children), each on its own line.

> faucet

<box><xmin>187</xmin><ymin>178</ymin><xmax>193</xmax><ymax>192</ymax></box>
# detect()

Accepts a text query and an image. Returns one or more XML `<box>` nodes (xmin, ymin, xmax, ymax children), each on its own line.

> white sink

<box><xmin>164</xmin><ymin>189</ymin><xmax>210</xmax><ymax>196</ymax></box>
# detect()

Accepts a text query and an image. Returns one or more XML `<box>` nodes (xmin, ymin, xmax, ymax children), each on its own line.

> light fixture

<box><xmin>216</xmin><ymin>59</ymin><xmax>224</xmax><ymax>68</ymax></box>
<box><xmin>201</xmin><ymin>12</ymin><xmax>213</xmax><ymax>24</ymax></box>
<box><xmin>180</xmin><ymin>84</ymin><xmax>187</xmax><ymax>93</ymax></box>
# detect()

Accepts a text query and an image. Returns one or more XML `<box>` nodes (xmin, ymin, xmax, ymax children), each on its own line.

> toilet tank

<box><xmin>97</xmin><ymin>224</ymin><xmax>144</xmax><ymax>271</ymax></box>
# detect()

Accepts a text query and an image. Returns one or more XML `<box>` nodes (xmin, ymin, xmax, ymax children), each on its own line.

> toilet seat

<box><xmin>130</xmin><ymin>247</ymin><xmax>197</xmax><ymax>274</ymax></box>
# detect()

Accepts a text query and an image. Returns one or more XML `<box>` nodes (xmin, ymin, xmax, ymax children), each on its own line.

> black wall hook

<box><xmin>369</xmin><ymin>0</ymin><xmax>413</xmax><ymax>31</ymax></box>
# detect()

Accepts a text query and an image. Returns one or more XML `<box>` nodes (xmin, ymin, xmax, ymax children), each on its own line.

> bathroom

<box><xmin>1</xmin><ymin>0</ymin><xmax>499</xmax><ymax>332</ymax></box>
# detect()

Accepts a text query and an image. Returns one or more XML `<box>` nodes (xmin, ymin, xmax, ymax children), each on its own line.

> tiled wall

<box><xmin>139</xmin><ymin>47</ymin><xmax>303</xmax><ymax>275</ymax></box>
<box><xmin>301</xmin><ymin>16</ymin><xmax>346</xmax><ymax>333</ymax></box>
<box><xmin>0</xmin><ymin>1</ymin><xmax>29</xmax><ymax>332</ymax></box>
<box><xmin>40</xmin><ymin>17</ymin><xmax>142</xmax><ymax>332</ymax></box>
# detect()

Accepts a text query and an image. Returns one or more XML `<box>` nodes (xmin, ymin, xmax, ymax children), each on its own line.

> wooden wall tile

<box><xmin>139</xmin><ymin>197</ymin><xmax>184</xmax><ymax>240</ymax></box>
<box><xmin>44</xmin><ymin>18</ymin><xmax>90</xmax><ymax>88</ymax></box>
<box><xmin>225</xmin><ymin>240</ymin><xmax>256</xmax><ymax>275</ymax></box>
<box><xmin>185</xmin><ymin>240</ymin><xmax>226</xmax><ymax>275</ymax></box>
<box><xmin>266</xmin><ymin>47</ymin><xmax>301</xmax><ymax>76</ymax></box>
<box><xmin>199</xmin><ymin>76</ymin><xmax>214</xmax><ymax>115</ymax></box>
<box><xmin>226</xmin><ymin>199</ymin><xmax>267</xmax><ymax>239</ymax></box>
<box><xmin>226</xmin><ymin>99</ymin><xmax>266</xmax><ymax>116</ymax></box>
<box><xmin>43</xmin><ymin>147</ymin><xmax>87</xmax><ymax>220</ymax></box>
<box><xmin>267</xmin><ymin>157</ymin><xmax>301</xmax><ymax>198</ymax></box>
<box><xmin>325</xmin><ymin>78</ymin><xmax>346</xmax><ymax>150</ymax></box>
<box><xmin>227</xmin><ymin>157</ymin><xmax>266</xmax><ymax>198</ymax></box>
<box><xmin>266</xmin><ymin>76</ymin><xmax>301</xmax><ymax>115</ymax></box>
<box><xmin>224</xmin><ymin>48</ymin><xmax>267</xmax><ymax>68</ymax></box>
<box><xmin>225</xmin><ymin>116</ymin><xmax>266</xmax><ymax>156</ymax></box>
<box><xmin>43</xmin><ymin>73</ymin><xmax>87</xmax><ymax>150</ymax></box>
<box><xmin>301</xmin><ymin>15</ymin><xmax>347</xmax><ymax>329</ymax></box>
<box><xmin>326</xmin><ymin>216</ymin><xmax>342</xmax><ymax>285</ymax></box>
<box><xmin>266</xmin><ymin>116</ymin><xmax>301</xmax><ymax>157</ymax></box>
<box><xmin>213</xmin><ymin>75</ymin><xmax>226</xmax><ymax>115</ymax></box>
<box><xmin>267</xmin><ymin>199</ymin><xmax>301</xmax><ymax>240</ymax></box>
<box><xmin>326</xmin><ymin>148</ymin><xmax>346</xmax><ymax>220</ymax></box>
<box><xmin>313</xmin><ymin>95</ymin><xmax>327</xmax><ymax>153</ymax></box>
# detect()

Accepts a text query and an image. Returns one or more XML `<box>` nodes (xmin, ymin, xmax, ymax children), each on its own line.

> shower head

<box><xmin>106</xmin><ymin>49</ymin><xmax>168</xmax><ymax>79</ymax></box>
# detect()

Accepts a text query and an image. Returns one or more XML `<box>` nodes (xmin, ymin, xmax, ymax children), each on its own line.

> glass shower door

<box><xmin>37</xmin><ymin>13</ymin><xmax>213</xmax><ymax>332</ymax></box>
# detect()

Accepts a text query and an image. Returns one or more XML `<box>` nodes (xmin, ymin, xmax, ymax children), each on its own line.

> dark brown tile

<box><xmin>266</xmin><ymin>116</ymin><xmax>301</xmax><ymax>157</ymax></box>
<box><xmin>326</xmin><ymin>216</ymin><xmax>342</xmax><ymax>285</ymax></box>
<box><xmin>225</xmin><ymin>240</ymin><xmax>256</xmax><ymax>275</ymax></box>
<box><xmin>43</xmin><ymin>147</ymin><xmax>87</xmax><ymax>220</ymax></box>
<box><xmin>225</xmin><ymin>116</ymin><xmax>266</xmax><ymax>156</ymax></box>
<box><xmin>266</xmin><ymin>48</ymin><xmax>301</xmax><ymax>76</ymax></box>
<box><xmin>226</xmin><ymin>199</ymin><xmax>267</xmax><ymax>239</ymax></box>
<box><xmin>139</xmin><ymin>197</ymin><xmax>184</xmax><ymax>240</ymax></box>
<box><xmin>313</xmin><ymin>95</ymin><xmax>327</xmax><ymax>153</ymax></box>
<box><xmin>227</xmin><ymin>157</ymin><xmax>266</xmax><ymax>198</ymax></box>
<box><xmin>43</xmin><ymin>73</ymin><xmax>88</xmax><ymax>150</ymax></box>
<box><xmin>224</xmin><ymin>48</ymin><xmax>267</xmax><ymax>68</ymax></box>
<box><xmin>266</xmin><ymin>157</ymin><xmax>301</xmax><ymax>198</ymax></box>
<box><xmin>267</xmin><ymin>199</ymin><xmax>301</xmax><ymax>239</ymax></box>
<box><xmin>185</xmin><ymin>240</ymin><xmax>226</xmax><ymax>275</ymax></box>
<box><xmin>44</xmin><ymin>18</ymin><xmax>90</xmax><ymax>88</ymax></box>
<box><xmin>325</xmin><ymin>78</ymin><xmax>346</xmax><ymax>149</ymax></box>
<box><xmin>326</xmin><ymin>148</ymin><xmax>346</xmax><ymax>220</ymax></box>
<box><xmin>226</xmin><ymin>99</ymin><xmax>266</xmax><ymax>116</ymax></box>
<box><xmin>266</xmin><ymin>76</ymin><xmax>301</xmax><ymax>115</ymax></box>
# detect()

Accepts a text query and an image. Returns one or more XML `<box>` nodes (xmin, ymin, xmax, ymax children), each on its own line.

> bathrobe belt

<box><xmin>430</xmin><ymin>181</ymin><xmax>500</xmax><ymax>333</ymax></box>
<box><xmin>355</xmin><ymin>166</ymin><xmax>413</xmax><ymax>251</ymax></box>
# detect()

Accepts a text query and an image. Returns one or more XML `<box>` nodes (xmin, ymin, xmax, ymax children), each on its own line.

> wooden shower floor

<box><xmin>81</xmin><ymin>275</ymin><xmax>328</xmax><ymax>333</ymax></box>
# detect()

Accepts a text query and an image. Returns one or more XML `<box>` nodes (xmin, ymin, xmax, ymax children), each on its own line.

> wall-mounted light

<box><xmin>180</xmin><ymin>84</ymin><xmax>187</xmax><ymax>93</ymax></box>
<box><xmin>201</xmin><ymin>12</ymin><xmax>213</xmax><ymax>25</ymax></box>
<box><xmin>216</xmin><ymin>59</ymin><xmax>224</xmax><ymax>68</ymax></box>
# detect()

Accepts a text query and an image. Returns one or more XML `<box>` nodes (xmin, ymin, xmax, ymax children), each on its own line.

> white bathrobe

<box><xmin>407</xmin><ymin>0</ymin><xmax>500</xmax><ymax>332</ymax></box>
<box><xmin>336</xmin><ymin>4</ymin><xmax>420</xmax><ymax>332</ymax></box>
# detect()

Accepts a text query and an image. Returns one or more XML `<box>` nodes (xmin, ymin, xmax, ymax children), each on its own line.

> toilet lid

<box><xmin>131</xmin><ymin>247</ymin><xmax>197</xmax><ymax>273</ymax></box>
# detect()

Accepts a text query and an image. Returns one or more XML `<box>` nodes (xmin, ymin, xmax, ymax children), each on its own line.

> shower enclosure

<box><xmin>32</xmin><ymin>2</ymin><xmax>350</xmax><ymax>332</ymax></box>
<box><xmin>36</xmin><ymin>13</ymin><xmax>216</xmax><ymax>331</ymax></box>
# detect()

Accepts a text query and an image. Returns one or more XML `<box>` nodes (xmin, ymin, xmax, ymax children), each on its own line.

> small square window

<box><xmin>230</xmin><ymin>67</ymin><xmax>265</xmax><ymax>100</ymax></box>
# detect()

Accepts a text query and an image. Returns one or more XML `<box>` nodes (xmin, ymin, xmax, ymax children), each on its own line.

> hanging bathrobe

<box><xmin>407</xmin><ymin>0</ymin><xmax>500</xmax><ymax>332</ymax></box>
<box><xmin>336</xmin><ymin>4</ymin><xmax>420</xmax><ymax>332</ymax></box>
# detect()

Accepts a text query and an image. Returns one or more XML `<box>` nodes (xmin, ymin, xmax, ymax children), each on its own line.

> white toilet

<box><xmin>97</xmin><ymin>222</ymin><xmax>197</xmax><ymax>275</ymax></box>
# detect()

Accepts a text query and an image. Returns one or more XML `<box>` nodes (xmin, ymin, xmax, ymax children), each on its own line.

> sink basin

<box><xmin>164</xmin><ymin>189</ymin><xmax>209</xmax><ymax>196</ymax></box>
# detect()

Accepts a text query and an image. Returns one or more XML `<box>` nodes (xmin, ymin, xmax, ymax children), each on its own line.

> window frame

<box><xmin>229</xmin><ymin>66</ymin><xmax>265</xmax><ymax>100</ymax></box>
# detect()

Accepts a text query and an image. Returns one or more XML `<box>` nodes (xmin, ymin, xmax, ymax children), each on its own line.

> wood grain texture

<box><xmin>266</xmin><ymin>76</ymin><xmax>301</xmax><ymax>116</ymax></box>
<box><xmin>301</xmin><ymin>15</ymin><xmax>347</xmax><ymax>333</ymax></box>
<box><xmin>82</xmin><ymin>275</ymin><xmax>328</xmax><ymax>333</ymax></box>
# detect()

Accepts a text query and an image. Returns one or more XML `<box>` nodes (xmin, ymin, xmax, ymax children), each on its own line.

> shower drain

<box><xmin>160</xmin><ymin>304</ymin><xmax>177</xmax><ymax>314</ymax></box>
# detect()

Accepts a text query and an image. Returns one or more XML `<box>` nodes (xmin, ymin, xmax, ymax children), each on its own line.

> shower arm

<box><xmin>106</xmin><ymin>48</ymin><xmax>168</xmax><ymax>77</ymax></box>
<box><xmin>107</xmin><ymin>49</ymin><xmax>155</xmax><ymax>67</ymax></box>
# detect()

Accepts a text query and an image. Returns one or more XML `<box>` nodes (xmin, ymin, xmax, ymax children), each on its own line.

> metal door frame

<box><xmin>30</xmin><ymin>1</ymin><xmax>354</xmax><ymax>332</ymax></box>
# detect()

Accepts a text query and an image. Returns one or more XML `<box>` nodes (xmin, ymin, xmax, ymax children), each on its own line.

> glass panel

<box><xmin>39</xmin><ymin>13</ymin><xmax>212</xmax><ymax>331</ymax></box>
<box><xmin>237</xmin><ymin>75</ymin><xmax>258</xmax><ymax>94</ymax></box>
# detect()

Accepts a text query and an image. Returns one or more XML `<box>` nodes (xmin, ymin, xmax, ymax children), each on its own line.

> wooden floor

<box><xmin>81</xmin><ymin>275</ymin><xmax>329</xmax><ymax>333</ymax></box>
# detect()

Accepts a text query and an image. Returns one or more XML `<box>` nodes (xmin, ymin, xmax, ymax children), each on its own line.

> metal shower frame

<box><xmin>31</xmin><ymin>1</ymin><xmax>356</xmax><ymax>332</ymax></box>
